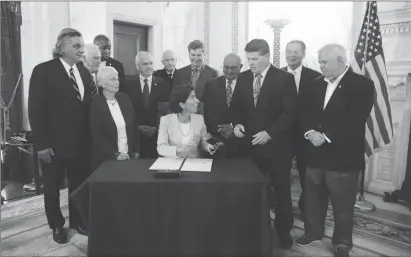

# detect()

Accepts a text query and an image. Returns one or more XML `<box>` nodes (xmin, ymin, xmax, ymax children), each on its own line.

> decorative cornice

<box><xmin>380</xmin><ymin>21</ymin><xmax>411</xmax><ymax>35</ymax></box>
<box><xmin>203</xmin><ymin>1</ymin><xmax>210</xmax><ymax>65</ymax></box>
<box><xmin>378</xmin><ymin>7</ymin><xmax>411</xmax><ymax>25</ymax></box>
<box><xmin>232</xmin><ymin>1</ymin><xmax>239</xmax><ymax>54</ymax></box>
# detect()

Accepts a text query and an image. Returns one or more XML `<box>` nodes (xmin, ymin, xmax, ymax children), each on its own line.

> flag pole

<box><xmin>355</xmin><ymin>1</ymin><xmax>376</xmax><ymax>212</ymax></box>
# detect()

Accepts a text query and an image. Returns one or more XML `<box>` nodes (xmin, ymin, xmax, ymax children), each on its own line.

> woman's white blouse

<box><xmin>107</xmin><ymin>100</ymin><xmax>128</xmax><ymax>154</ymax></box>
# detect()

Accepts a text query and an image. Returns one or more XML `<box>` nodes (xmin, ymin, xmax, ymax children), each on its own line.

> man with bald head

<box><xmin>81</xmin><ymin>43</ymin><xmax>101</xmax><ymax>99</ymax></box>
<box><xmin>204</xmin><ymin>53</ymin><xmax>246</xmax><ymax>157</ymax></box>
<box><xmin>153</xmin><ymin>49</ymin><xmax>178</xmax><ymax>88</ymax></box>
<box><xmin>124</xmin><ymin>51</ymin><xmax>170</xmax><ymax>158</ymax></box>
<box><xmin>94</xmin><ymin>34</ymin><xmax>125</xmax><ymax>92</ymax></box>
<box><xmin>297</xmin><ymin>44</ymin><xmax>374</xmax><ymax>257</ymax></box>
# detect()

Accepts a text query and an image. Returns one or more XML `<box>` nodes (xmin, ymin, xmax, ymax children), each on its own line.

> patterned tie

<box><xmin>226</xmin><ymin>80</ymin><xmax>233</xmax><ymax>107</ymax></box>
<box><xmin>90</xmin><ymin>74</ymin><xmax>99</xmax><ymax>100</ymax></box>
<box><xmin>191</xmin><ymin>68</ymin><xmax>200</xmax><ymax>90</ymax></box>
<box><xmin>143</xmin><ymin>79</ymin><xmax>150</xmax><ymax>107</ymax></box>
<box><xmin>253</xmin><ymin>73</ymin><xmax>262</xmax><ymax>106</ymax></box>
<box><xmin>69</xmin><ymin>68</ymin><xmax>81</xmax><ymax>101</ymax></box>
<box><xmin>167</xmin><ymin>72</ymin><xmax>173</xmax><ymax>80</ymax></box>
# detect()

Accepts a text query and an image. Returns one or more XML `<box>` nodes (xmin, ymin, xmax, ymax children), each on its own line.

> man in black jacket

<box><xmin>94</xmin><ymin>34</ymin><xmax>126</xmax><ymax>92</ymax></box>
<box><xmin>232</xmin><ymin>39</ymin><xmax>298</xmax><ymax>250</ymax></box>
<box><xmin>203</xmin><ymin>53</ymin><xmax>246</xmax><ymax>158</ymax></box>
<box><xmin>281</xmin><ymin>40</ymin><xmax>322</xmax><ymax>225</ymax></box>
<box><xmin>28</xmin><ymin>28</ymin><xmax>92</xmax><ymax>243</ymax></box>
<box><xmin>296</xmin><ymin>44</ymin><xmax>374</xmax><ymax>257</ymax></box>
<box><xmin>153</xmin><ymin>49</ymin><xmax>178</xmax><ymax>89</ymax></box>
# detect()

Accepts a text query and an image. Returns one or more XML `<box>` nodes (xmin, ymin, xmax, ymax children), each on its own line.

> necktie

<box><xmin>253</xmin><ymin>73</ymin><xmax>262</xmax><ymax>106</ymax></box>
<box><xmin>90</xmin><ymin>74</ymin><xmax>98</xmax><ymax>100</ymax></box>
<box><xmin>69</xmin><ymin>68</ymin><xmax>82</xmax><ymax>101</ymax></box>
<box><xmin>291</xmin><ymin>70</ymin><xmax>299</xmax><ymax>92</ymax></box>
<box><xmin>168</xmin><ymin>73</ymin><xmax>173</xmax><ymax>80</ymax></box>
<box><xmin>191</xmin><ymin>68</ymin><xmax>200</xmax><ymax>90</ymax></box>
<box><xmin>143</xmin><ymin>78</ymin><xmax>150</xmax><ymax>107</ymax></box>
<box><xmin>226</xmin><ymin>80</ymin><xmax>233</xmax><ymax>107</ymax></box>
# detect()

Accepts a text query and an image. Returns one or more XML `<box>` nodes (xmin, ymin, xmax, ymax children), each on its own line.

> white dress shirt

<box><xmin>106</xmin><ymin>99</ymin><xmax>128</xmax><ymax>154</ymax></box>
<box><xmin>140</xmin><ymin>75</ymin><xmax>153</xmax><ymax>94</ymax></box>
<box><xmin>323</xmin><ymin>66</ymin><xmax>349</xmax><ymax>109</ymax></box>
<box><xmin>59</xmin><ymin>58</ymin><xmax>85</xmax><ymax>100</ymax></box>
<box><xmin>304</xmin><ymin>66</ymin><xmax>349</xmax><ymax>143</ymax></box>
<box><xmin>287</xmin><ymin>65</ymin><xmax>303</xmax><ymax>93</ymax></box>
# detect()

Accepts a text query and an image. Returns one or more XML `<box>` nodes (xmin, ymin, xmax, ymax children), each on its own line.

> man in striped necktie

<box><xmin>82</xmin><ymin>43</ymin><xmax>101</xmax><ymax>100</ymax></box>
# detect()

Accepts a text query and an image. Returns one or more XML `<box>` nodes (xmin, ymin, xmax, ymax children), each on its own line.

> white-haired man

<box><xmin>28</xmin><ymin>28</ymin><xmax>92</xmax><ymax>243</ymax></box>
<box><xmin>153</xmin><ymin>49</ymin><xmax>178</xmax><ymax>89</ymax></box>
<box><xmin>297</xmin><ymin>44</ymin><xmax>374</xmax><ymax>257</ymax></box>
<box><xmin>82</xmin><ymin>43</ymin><xmax>101</xmax><ymax>99</ymax></box>
<box><xmin>123</xmin><ymin>51</ymin><xmax>171</xmax><ymax>158</ymax></box>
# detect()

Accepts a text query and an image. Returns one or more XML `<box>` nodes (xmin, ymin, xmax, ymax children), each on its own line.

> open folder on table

<box><xmin>149</xmin><ymin>157</ymin><xmax>185</xmax><ymax>171</ymax></box>
<box><xmin>180</xmin><ymin>158</ymin><xmax>213</xmax><ymax>172</ymax></box>
<box><xmin>149</xmin><ymin>157</ymin><xmax>213</xmax><ymax>172</ymax></box>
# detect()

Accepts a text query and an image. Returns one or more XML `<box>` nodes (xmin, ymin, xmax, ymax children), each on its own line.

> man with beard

<box><xmin>94</xmin><ymin>34</ymin><xmax>126</xmax><ymax>92</ymax></box>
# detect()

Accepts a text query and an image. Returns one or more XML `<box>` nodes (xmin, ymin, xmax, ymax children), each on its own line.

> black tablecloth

<box><xmin>71</xmin><ymin>158</ymin><xmax>272</xmax><ymax>257</ymax></box>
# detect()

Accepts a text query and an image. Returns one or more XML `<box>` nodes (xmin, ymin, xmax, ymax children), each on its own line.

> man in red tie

<box><xmin>123</xmin><ymin>51</ymin><xmax>171</xmax><ymax>158</ymax></box>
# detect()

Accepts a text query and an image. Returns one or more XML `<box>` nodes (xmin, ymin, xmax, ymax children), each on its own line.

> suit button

<box><xmin>318</xmin><ymin>125</ymin><xmax>322</xmax><ymax>128</ymax></box>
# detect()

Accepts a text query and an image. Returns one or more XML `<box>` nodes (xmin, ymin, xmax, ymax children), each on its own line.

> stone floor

<box><xmin>1</xmin><ymin>178</ymin><xmax>411</xmax><ymax>256</ymax></box>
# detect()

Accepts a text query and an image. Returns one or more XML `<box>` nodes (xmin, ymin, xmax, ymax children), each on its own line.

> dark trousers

<box><xmin>295</xmin><ymin>156</ymin><xmax>306</xmax><ymax>224</ymax></box>
<box><xmin>305</xmin><ymin>166</ymin><xmax>360</xmax><ymax>248</ymax></box>
<box><xmin>41</xmin><ymin>153</ymin><xmax>90</xmax><ymax>229</ymax></box>
<box><xmin>139</xmin><ymin>132</ymin><xmax>158</xmax><ymax>159</ymax></box>
<box><xmin>252</xmin><ymin>152</ymin><xmax>294</xmax><ymax>242</ymax></box>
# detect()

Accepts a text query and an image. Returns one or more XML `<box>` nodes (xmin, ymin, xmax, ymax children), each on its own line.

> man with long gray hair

<box><xmin>28</xmin><ymin>28</ymin><xmax>92</xmax><ymax>243</ymax></box>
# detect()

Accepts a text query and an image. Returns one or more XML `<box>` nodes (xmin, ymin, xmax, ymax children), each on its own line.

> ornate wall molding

<box><xmin>203</xmin><ymin>1</ymin><xmax>210</xmax><ymax>65</ymax></box>
<box><xmin>378</xmin><ymin>7</ymin><xmax>411</xmax><ymax>24</ymax></box>
<box><xmin>381</xmin><ymin>21</ymin><xmax>411</xmax><ymax>35</ymax></box>
<box><xmin>232</xmin><ymin>1</ymin><xmax>239</xmax><ymax>54</ymax></box>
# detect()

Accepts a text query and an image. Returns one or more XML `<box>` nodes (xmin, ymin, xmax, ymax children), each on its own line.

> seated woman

<box><xmin>157</xmin><ymin>84</ymin><xmax>222</xmax><ymax>158</ymax></box>
<box><xmin>89</xmin><ymin>66</ymin><xmax>140</xmax><ymax>170</ymax></box>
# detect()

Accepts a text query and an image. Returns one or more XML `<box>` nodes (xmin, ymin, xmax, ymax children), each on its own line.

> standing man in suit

<box><xmin>28</xmin><ymin>28</ymin><xmax>92</xmax><ymax>243</ymax></box>
<box><xmin>281</xmin><ymin>40</ymin><xmax>322</xmax><ymax>225</ymax></box>
<box><xmin>296</xmin><ymin>44</ymin><xmax>374</xmax><ymax>257</ymax></box>
<box><xmin>173</xmin><ymin>40</ymin><xmax>218</xmax><ymax>101</ymax></box>
<box><xmin>94</xmin><ymin>34</ymin><xmax>126</xmax><ymax>92</ymax></box>
<box><xmin>203</xmin><ymin>53</ymin><xmax>246</xmax><ymax>158</ymax></box>
<box><xmin>153</xmin><ymin>49</ymin><xmax>178</xmax><ymax>88</ymax></box>
<box><xmin>124</xmin><ymin>51</ymin><xmax>171</xmax><ymax>158</ymax></box>
<box><xmin>81</xmin><ymin>43</ymin><xmax>101</xmax><ymax>97</ymax></box>
<box><xmin>232</xmin><ymin>39</ymin><xmax>298</xmax><ymax>250</ymax></box>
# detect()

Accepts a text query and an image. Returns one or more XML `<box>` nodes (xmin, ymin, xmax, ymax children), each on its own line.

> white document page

<box><xmin>180</xmin><ymin>158</ymin><xmax>213</xmax><ymax>172</ymax></box>
<box><xmin>149</xmin><ymin>157</ymin><xmax>184</xmax><ymax>170</ymax></box>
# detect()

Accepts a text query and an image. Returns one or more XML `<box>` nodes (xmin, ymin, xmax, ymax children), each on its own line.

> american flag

<box><xmin>351</xmin><ymin>1</ymin><xmax>393</xmax><ymax>158</ymax></box>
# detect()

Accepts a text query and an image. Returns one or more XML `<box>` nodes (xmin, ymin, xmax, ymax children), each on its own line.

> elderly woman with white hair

<box><xmin>89</xmin><ymin>66</ymin><xmax>140</xmax><ymax>170</ymax></box>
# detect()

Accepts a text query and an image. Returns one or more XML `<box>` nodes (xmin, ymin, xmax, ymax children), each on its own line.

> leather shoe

<box><xmin>52</xmin><ymin>227</ymin><xmax>67</xmax><ymax>244</ymax></box>
<box><xmin>76</xmin><ymin>224</ymin><xmax>88</xmax><ymax>236</ymax></box>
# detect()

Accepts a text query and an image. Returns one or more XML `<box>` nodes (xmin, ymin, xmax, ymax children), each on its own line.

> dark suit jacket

<box><xmin>104</xmin><ymin>57</ymin><xmax>126</xmax><ymax>92</ymax></box>
<box><xmin>281</xmin><ymin>66</ymin><xmax>322</xmax><ymax>155</ymax></box>
<box><xmin>153</xmin><ymin>68</ymin><xmax>177</xmax><ymax>89</ymax></box>
<box><xmin>89</xmin><ymin>92</ymin><xmax>140</xmax><ymax>169</ymax></box>
<box><xmin>173</xmin><ymin>64</ymin><xmax>218</xmax><ymax>101</ymax></box>
<box><xmin>28</xmin><ymin>58</ymin><xmax>92</xmax><ymax>158</ymax></box>
<box><xmin>123</xmin><ymin>76</ymin><xmax>171</xmax><ymax>128</ymax></box>
<box><xmin>231</xmin><ymin>65</ymin><xmax>298</xmax><ymax>160</ymax></box>
<box><xmin>203</xmin><ymin>76</ymin><xmax>246</xmax><ymax>157</ymax></box>
<box><xmin>300</xmin><ymin>68</ymin><xmax>374</xmax><ymax>171</ymax></box>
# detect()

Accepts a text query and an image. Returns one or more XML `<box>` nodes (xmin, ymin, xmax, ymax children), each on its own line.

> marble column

<box><xmin>265</xmin><ymin>19</ymin><xmax>290</xmax><ymax>68</ymax></box>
